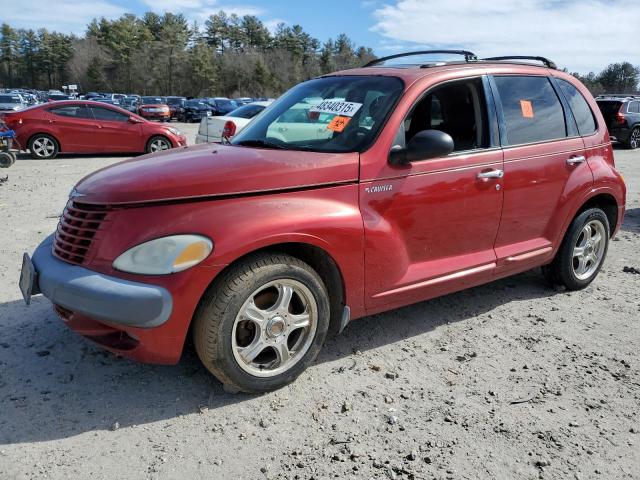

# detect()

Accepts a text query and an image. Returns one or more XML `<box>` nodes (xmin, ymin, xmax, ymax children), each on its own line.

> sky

<box><xmin>3</xmin><ymin>0</ymin><xmax>639</xmax><ymax>73</ymax></box>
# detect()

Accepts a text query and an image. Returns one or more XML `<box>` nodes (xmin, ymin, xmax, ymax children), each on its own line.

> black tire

<box><xmin>28</xmin><ymin>134</ymin><xmax>59</xmax><ymax>159</ymax></box>
<box><xmin>626</xmin><ymin>127</ymin><xmax>640</xmax><ymax>149</ymax></box>
<box><xmin>0</xmin><ymin>151</ymin><xmax>15</xmax><ymax>168</ymax></box>
<box><xmin>543</xmin><ymin>208</ymin><xmax>610</xmax><ymax>291</ymax></box>
<box><xmin>145</xmin><ymin>135</ymin><xmax>172</xmax><ymax>154</ymax></box>
<box><xmin>193</xmin><ymin>252</ymin><xmax>331</xmax><ymax>393</ymax></box>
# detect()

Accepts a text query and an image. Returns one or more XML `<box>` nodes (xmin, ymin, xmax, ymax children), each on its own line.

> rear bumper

<box><xmin>609</xmin><ymin>127</ymin><xmax>630</xmax><ymax>142</ymax></box>
<box><xmin>32</xmin><ymin>235</ymin><xmax>173</xmax><ymax>328</ymax></box>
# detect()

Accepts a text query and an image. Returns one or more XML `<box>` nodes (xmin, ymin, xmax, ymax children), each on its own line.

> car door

<box><xmin>361</xmin><ymin>76</ymin><xmax>505</xmax><ymax>313</ymax></box>
<box><xmin>46</xmin><ymin>104</ymin><xmax>95</xmax><ymax>152</ymax></box>
<box><xmin>488</xmin><ymin>75</ymin><xmax>591</xmax><ymax>272</ymax></box>
<box><xmin>89</xmin><ymin>105</ymin><xmax>142</xmax><ymax>152</ymax></box>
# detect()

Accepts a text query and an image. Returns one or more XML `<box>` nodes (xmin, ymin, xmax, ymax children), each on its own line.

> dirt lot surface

<box><xmin>0</xmin><ymin>125</ymin><xmax>638</xmax><ymax>480</ymax></box>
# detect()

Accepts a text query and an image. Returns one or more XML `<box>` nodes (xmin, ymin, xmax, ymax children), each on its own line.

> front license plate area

<box><xmin>19</xmin><ymin>253</ymin><xmax>38</xmax><ymax>305</ymax></box>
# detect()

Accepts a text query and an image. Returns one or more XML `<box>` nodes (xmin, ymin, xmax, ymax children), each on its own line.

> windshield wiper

<box><xmin>234</xmin><ymin>139</ymin><xmax>287</xmax><ymax>150</ymax></box>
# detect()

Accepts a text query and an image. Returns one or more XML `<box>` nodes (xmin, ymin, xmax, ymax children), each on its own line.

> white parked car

<box><xmin>196</xmin><ymin>101</ymin><xmax>273</xmax><ymax>144</ymax></box>
<box><xmin>0</xmin><ymin>93</ymin><xmax>26</xmax><ymax>112</ymax></box>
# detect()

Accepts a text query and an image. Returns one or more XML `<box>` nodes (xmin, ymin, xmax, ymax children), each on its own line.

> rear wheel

<box><xmin>542</xmin><ymin>208</ymin><xmax>610</xmax><ymax>290</ymax></box>
<box><xmin>28</xmin><ymin>134</ymin><xmax>59</xmax><ymax>159</ymax></box>
<box><xmin>627</xmin><ymin>127</ymin><xmax>640</xmax><ymax>149</ymax></box>
<box><xmin>193</xmin><ymin>253</ymin><xmax>330</xmax><ymax>393</ymax></box>
<box><xmin>146</xmin><ymin>135</ymin><xmax>172</xmax><ymax>154</ymax></box>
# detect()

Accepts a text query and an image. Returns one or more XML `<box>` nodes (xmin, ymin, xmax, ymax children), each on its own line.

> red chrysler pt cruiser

<box><xmin>20</xmin><ymin>52</ymin><xmax>625</xmax><ymax>393</ymax></box>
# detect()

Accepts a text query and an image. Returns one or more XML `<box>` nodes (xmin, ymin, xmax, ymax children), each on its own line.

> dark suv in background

<box><xmin>596</xmin><ymin>94</ymin><xmax>640</xmax><ymax>149</ymax></box>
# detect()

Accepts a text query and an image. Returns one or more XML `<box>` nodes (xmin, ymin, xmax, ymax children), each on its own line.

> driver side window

<box><xmin>395</xmin><ymin>78</ymin><xmax>490</xmax><ymax>153</ymax></box>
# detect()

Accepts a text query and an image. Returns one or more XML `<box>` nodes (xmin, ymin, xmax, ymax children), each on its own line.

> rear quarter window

<box><xmin>556</xmin><ymin>79</ymin><xmax>597</xmax><ymax>135</ymax></box>
<box><xmin>493</xmin><ymin>76</ymin><xmax>567</xmax><ymax>146</ymax></box>
<box><xmin>629</xmin><ymin>101</ymin><xmax>640</xmax><ymax>114</ymax></box>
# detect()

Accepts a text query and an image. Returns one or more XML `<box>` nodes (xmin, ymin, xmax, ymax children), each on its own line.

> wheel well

<box><xmin>199</xmin><ymin>243</ymin><xmax>346</xmax><ymax>336</ymax></box>
<box><xmin>576</xmin><ymin>193</ymin><xmax>618</xmax><ymax>236</ymax></box>
<box><xmin>28</xmin><ymin>132</ymin><xmax>60</xmax><ymax>151</ymax></box>
<box><xmin>146</xmin><ymin>134</ymin><xmax>171</xmax><ymax>150</ymax></box>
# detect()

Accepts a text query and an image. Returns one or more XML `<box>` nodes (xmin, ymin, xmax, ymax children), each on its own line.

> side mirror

<box><xmin>128</xmin><ymin>116</ymin><xmax>143</xmax><ymax>124</ymax></box>
<box><xmin>389</xmin><ymin>129</ymin><xmax>454</xmax><ymax>165</ymax></box>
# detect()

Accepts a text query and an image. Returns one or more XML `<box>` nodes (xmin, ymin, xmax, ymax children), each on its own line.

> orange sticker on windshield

<box><xmin>327</xmin><ymin>116</ymin><xmax>351</xmax><ymax>132</ymax></box>
<box><xmin>520</xmin><ymin>100</ymin><xmax>534</xmax><ymax>118</ymax></box>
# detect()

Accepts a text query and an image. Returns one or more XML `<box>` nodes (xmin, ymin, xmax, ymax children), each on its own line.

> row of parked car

<box><xmin>0</xmin><ymin>89</ymin><xmax>65</xmax><ymax>111</ymax></box>
<box><xmin>80</xmin><ymin>92</ymin><xmax>271</xmax><ymax>123</ymax></box>
<box><xmin>0</xmin><ymin>88</ymin><xmax>271</xmax><ymax>120</ymax></box>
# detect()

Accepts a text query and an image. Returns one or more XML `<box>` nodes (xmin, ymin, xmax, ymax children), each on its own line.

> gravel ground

<box><xmin>0</xmin><ymin>126</ymin><xmax>638</xmax><ymax>480</ymax></box>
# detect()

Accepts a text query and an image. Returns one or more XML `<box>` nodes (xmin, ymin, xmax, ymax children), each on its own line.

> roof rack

<box><xmin>482</xmin><ymin>56</ymin><xmax>557</xmax><ymax>69</ymax></box>
<box><xmin>364</xmin><ymin>50</ymin><xmax>478</xmax><ymax>68</ymax></box>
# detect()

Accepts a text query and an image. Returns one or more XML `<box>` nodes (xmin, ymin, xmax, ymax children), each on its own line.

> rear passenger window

<box><xmin>557</xmin><ymin>79</ymin><xmax>597</xmax><ymax>135</ymax></box>
<box><xmin>50</xmin><ymin>105</ymin><xmax>92</xmax><ymax>119</ymax></box>
<box><xmin>494</xmin><ymin>76</ymin><xmax>566</xmax><ymax>146</ymax></box>
<box><xmin>630</xmin><ymin>102</ymin><xmax>640</xmax><ymax>114</ymax></box>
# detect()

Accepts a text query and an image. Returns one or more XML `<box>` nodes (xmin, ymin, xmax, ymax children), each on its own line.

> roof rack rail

<box><xmin>364</xmin><ymin>50</ymin><xmax>478</xmax><ymax>67</ymax></box>
<box><xmin>482</xmin><ymin>56</ymin><xmax>557</xmax><ymax>69</ymax></box>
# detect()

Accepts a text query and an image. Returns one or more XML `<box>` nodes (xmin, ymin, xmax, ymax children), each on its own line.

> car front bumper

<box><xmin>31</xmin><ymin>235</ymin><xmax>173</xmax><ymax>328</ymax></box>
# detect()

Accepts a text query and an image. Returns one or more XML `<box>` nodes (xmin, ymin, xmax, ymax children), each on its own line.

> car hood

<box><xmin>74</xmin><ymin>143</ymin><xmax>359</xmax><ymax>205</ymax></box>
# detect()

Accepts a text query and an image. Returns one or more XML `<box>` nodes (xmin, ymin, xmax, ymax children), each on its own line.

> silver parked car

<box><xmin>0</xmin><ymin>94</ymin><xmax>26</xmax><ymax>112</ymax></box>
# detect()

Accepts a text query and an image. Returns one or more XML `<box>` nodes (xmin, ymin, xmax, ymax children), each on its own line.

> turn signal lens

<box><xmin>113</xmin><ymin>235</ymin><xmax>213</xmax><ymax>275</ymax></box>
<box><xmin>173</xmin><ymin>241</ymin><xmax>211</xmax><ymax>271</ymax></box>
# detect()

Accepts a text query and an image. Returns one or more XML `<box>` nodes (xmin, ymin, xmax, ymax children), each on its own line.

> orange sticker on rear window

<box><xmin>520</xmin><ymin>100</ymin><xmax>534</xmax><ymax>118</ymax></box>
<box><xmin>327</xmin><ymin>116</ymin><xmax>351</xmax><ymax>132</ymax></box>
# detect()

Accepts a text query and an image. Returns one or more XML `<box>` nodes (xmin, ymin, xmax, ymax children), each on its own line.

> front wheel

<box><xmin>543</xmin><ymin>208</ymin><xmax>610</xmax><ymax>290</ymax></box>
<box><xmin>146</xmin><ymin>136</ymin><xmax>172</xmax><ymax>154</ymax></box>
<box><xmin>193</xmin><ymin>253</ymin><xmax>330</xmax><ymax>393</ymax></box>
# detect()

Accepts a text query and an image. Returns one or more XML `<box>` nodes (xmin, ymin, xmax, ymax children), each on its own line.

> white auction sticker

<box><xmin>310</xmin><ymin>99</ymin><xmax>363</xmax><ymax>117</ymax></box>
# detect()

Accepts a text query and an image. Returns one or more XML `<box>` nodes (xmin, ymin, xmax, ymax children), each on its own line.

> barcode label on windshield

<box><xmin>310</xmin><ymin>99</ymin><xmax>362</xmax><ymax>117</ymax></box>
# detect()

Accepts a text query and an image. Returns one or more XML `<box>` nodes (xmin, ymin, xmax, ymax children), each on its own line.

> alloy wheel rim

<box><xmin>150</xmin><ymin>139</ymin><xmax>170</xmax><ymax>152</ymax></box>
<box><xmin>572</xmin><ymin>220</ymin><xmax>606</xmax><ymax>280</ymax></box>
<box><xmin>33</xmin><ymin>137</ymin><xmax>54</xmax><ymax>157</ymax></box>
<box><xmin>631</xmin><ymin>129</ymin><xmax>640</xmax><ymax>149</ymax></box>
<box><xmin>231</xmin><ymin>279</ymin><xmax>318</xmax><ymax>378</ymax></box>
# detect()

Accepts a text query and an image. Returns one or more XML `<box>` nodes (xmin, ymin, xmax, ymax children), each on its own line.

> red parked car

<box><xmin>20</xmin><ymin>51</ymin><xmax>626</xmax><ymax>393</ymax></box>
<box><xmin>137</xmin><ymin>96</ymin><xmax>171</xmax><ymax>122</ymax></box>
<box><xmin>3</xmin><ymin>100</ymin><xmax>186</xmax><ymax>159</ymax></box>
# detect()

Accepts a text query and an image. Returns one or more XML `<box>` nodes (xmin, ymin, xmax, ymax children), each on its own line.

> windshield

<box><xmin>214</xmin><ymin>99</ymin><xmax>235</xmax><ymax>109</ymax></box>
<box><xmin>166</xmin><ymin>97</ymin><xmax>185</xmax><ymax>105</ymax></box>
<box><xmin>0</xmin><ymin>95</ymin><xmax>21</xmax><ymax>103</ymax></box>
<box><xmin>232</xmin><ymin>75</ymin><xmax>404</xmax><ymax>153</ymax></box>
<box><xmin>141</xmin><ymin>97</ymin><xmax>164</xmax><ymax>104</ymax></box>
<box><xmin>596</xmin><ymin>101</ymin><xmax>622</xmax><ymax>116</ymax></box>
<box><xmin>186</xmin><ymin>100</ymin><xmax>207</xmax><ymax>107</ymax></box>
<box><xmin>228</xmin><ymin>103</ymin><xmax>266</xmax><ymax>119</ymax></box>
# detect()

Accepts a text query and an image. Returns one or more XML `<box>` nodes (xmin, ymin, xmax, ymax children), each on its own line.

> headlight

<box><xmin>113</xmin><ymin>235</ymin><xmax>213</xmax><ymax>275</ymax></box>
<box><xmin>166</xmin><ymin>127</ymin><xmax>180</xmax><ymax>135</ymax></box>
